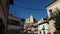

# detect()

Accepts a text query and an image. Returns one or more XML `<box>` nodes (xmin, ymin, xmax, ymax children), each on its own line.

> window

<box><xmin>49</xmin><ymin>9</ymin><xmax>52</xmax><ymax>14</ymax></box>
<box><xmin>49</xmin><ymin>9</ymin><xmax>53</xmax><ymax>16</ymax></box>
<box><xmin>43</xmin><ymin>31</ymin><xmax>46</xmax><ymax>34</ymax></box>
<box><xmin>42</xmin><ymin>25</ymin><xmax>45</xmax><ymax>30</ymax></box>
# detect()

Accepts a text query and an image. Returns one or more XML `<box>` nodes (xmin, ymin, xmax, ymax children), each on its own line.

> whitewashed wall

<box><xmin>38</xmin><ymin>23</ymin><xmax>49</xmax><ymax>34</ymax></box>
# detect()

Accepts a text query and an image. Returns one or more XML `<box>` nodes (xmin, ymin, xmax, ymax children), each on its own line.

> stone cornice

<box><xmin>46</xmin><ymin>0</ymin><xmax>60</xmax><ymax>9</ymax></box>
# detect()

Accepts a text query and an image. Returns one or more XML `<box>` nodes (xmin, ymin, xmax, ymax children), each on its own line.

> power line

<box><xmin>9</xmin><ymin>0</ymin><xmax>45</xmax><ymax>10</ymax></box>
<box><xmin>12</xmin><ymin>4</ymin><xmax>45</xmax><ymax>10</ymax></box>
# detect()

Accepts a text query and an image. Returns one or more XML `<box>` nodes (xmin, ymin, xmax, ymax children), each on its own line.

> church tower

<box><xmin>29</xmin><ymin>14</ymin><xmax>34</xmax><ymax>23</ymax></box>
<box><xmin>26</xmin><ymin>14</ymin><xmax>34</xmax><ymax>24</ymax></box>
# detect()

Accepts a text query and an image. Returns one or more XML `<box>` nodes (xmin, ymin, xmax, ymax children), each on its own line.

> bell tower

<box><xmin>30</xmin><ymin>14</ymin><xmax>34</xmax><ymax>23</ymax></box>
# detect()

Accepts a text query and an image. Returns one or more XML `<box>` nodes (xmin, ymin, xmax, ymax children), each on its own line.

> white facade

<box><xmin>38</xmin><ymin>18</ymin><xmax>49</xmax><ymax>34</ymax></box>
<box><xmin>38</xmin><ymin>23</ymin><xmax>49</xmax><ymax>34</ymax></box>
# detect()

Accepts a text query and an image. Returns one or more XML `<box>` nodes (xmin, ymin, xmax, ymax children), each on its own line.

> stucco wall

<box><xmin>38</xmin><ymin>23</ymin><xmax>49</xmax><ymax>34</ymax></box>
<box><xmin>46</xmin><ymin>0</ymin><xmax>59</xmax><ymax>34</ymax></box>
<box><xmin>49</xmin><ymin>20</ymin><xmax>56</xmax><ymax>34</ymax></box>
<box><xmin>46</xmin><ymin>0</ymin><xmax>60</xmax><ymax>18</ymax></box>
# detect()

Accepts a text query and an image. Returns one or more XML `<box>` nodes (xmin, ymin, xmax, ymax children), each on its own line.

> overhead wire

<box><xmin>9</xmin><ymin>0</ymin><xmax>47</xmax><ymax>18</ymax></box>
<box><xmin>9</xmin><ymin>0</ymin><xmax>46</xmax><ymax>15</ymax></box>
<box><xmin>10</xmin><ymin>0</ymin><xmax>45</xmax><ymax>10</ymax></box>
<box><xmin>12</xmin><ymin>4</ymin><xmax>45</xmax><ymax>10</ymax></box>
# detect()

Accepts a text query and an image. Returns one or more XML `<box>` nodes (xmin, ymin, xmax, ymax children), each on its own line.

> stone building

<box><xmin>8</xmin><ymin>14</ymin><xmax>25</xmax><ymax>34</ymax></box>
<box><xmin>33</xmin><ymin>18</ymin><xmax>49</xmax><ymax>34</ymax></box>
<box><xmin>25</xmin><ymin>14</ymin><xmax>38</xmax><ymax>34</ymax></box>
<box><xmin>46</xmin><ymin>0</ymin><xmax>60</xmax><ymax>18</ymax></box>
<box><xmin>45</xmin><ymin>0</ymin><xmax>60</xmax><ymax>34</ymax></box>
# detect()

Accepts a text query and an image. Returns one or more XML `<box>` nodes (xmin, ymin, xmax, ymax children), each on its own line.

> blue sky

<box><xmin>9</xmin><ymin>0</ymin><xmax>53</xmax><ymax>20</ymax></box>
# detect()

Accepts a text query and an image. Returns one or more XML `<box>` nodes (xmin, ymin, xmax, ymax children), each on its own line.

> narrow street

<box><xmin>0</xmin><ymin>0</ymin><xmax>60</xmax><ymax>34</ymax></box>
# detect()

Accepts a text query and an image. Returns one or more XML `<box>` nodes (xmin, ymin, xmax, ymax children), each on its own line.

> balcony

<box><xmin>8</xmin><ymin>25</ymin><xmax>24</xmax><ymax>29</ymax></box>
<box><xmin>8</xmin><ymin>19</ymin><xmax>20</xmax><ymax>26</ymax></box>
